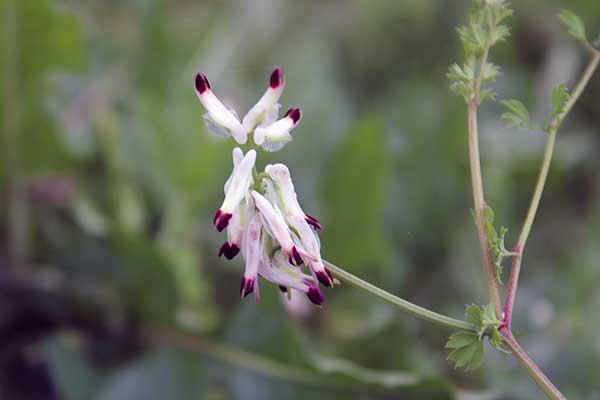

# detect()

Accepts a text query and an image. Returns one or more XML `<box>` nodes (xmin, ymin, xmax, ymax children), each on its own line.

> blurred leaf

<box><xmin>43</xmin><ymin>333</ymin><xmax>100</xmax><ymax>400</ymax></box>
<box><xmin>95</xmin><ymin>349</ymin><xmax>188</xmax><ymax>400</ymax></box>
<box><xmin>321</xmin><ymin>114</ymin><xmax>391</xmax><ymax>273</ymax></box>
<box><xmin>559</xmin><ymin>10</ymin><xmax>587</xmax><ymax>44</ymax></box>
<box><xmin>500</xmin><ymin>99</ymin><xmax>532</xmax><ymax>130</ymax></box>
<box><xmin>0</xmin><ymin>0</ymin><xmax>86</xmax><ymax>181</ymax></box>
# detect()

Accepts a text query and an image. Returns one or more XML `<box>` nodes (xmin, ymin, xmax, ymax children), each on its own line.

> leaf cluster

<box><xmin>446</xmin><ymin>304</ymin><xmax>508</xmax><ymax>371</ymax></box>
<box><xmin>448</xmin><ymin>1</ymin><xmax>512</xmax><ymax>103</ymax></box>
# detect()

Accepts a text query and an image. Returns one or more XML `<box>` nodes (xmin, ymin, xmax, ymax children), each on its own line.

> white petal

<box><xmin>253</xmin><ymin>108</ymin><xmax>302</xmax><ymax>151</ymax></box>
<box><xmin>220</xmin><ymin>150</ymin><xmax>256</xmax><ymax>213</ymax></box>
<box><xmin>251</xmin><ymin>190</ymin><xmax>295</xmax><ymax>252</ymax></box>
<box><xmin>194</xmin><ymin>73</ymin><xmax>246</xmax><ymax>144</ymax></box>
<box><xmin>241</xmin><ymin>67</ymin><xmax>285</xmax><ymax>135</ymax></box>
<box><xmin>243</xmin><ymin>214</ymin><xmax>262</xmax><ymax>280</ymax></box>
<box><xmin>224</xmin><ymin>147</ymin><xmax>245</xmax><ymax>194</ymax></box>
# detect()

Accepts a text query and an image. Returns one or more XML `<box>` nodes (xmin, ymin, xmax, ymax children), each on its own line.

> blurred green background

<box><xmin>1</xmin><ymin>0</ymin><xmax>599</xmax><ymax>399</ymax></box>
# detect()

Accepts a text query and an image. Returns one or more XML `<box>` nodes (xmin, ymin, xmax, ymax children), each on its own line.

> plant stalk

<box><xmin>499</xmin><ymin>328</ymin><xmax>566</xmax><ymax>400</ymax></box>
<box><xmin>503</xmin><ymin>52</ymin><xmax>600</xmax><ymax>326</ymax></box>
<box><xmin>467</xmin><ymin>97</ymin><xmax>502</xmax><ymax>318</ymax></box>
<box><xmin>324</xmin><ymin>261</ymin><xmax>475</xmax><ymax>332</ymax></box>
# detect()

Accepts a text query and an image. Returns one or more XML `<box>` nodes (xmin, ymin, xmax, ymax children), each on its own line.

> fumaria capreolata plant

<box><xmin>193</xmin><ymin>2</ymin><xmax>599</xmax><ymax>398</ymax></box>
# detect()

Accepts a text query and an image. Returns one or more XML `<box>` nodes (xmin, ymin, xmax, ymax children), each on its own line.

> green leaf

<box><xmin>491</xmin><ymin>24</ymin><xmax>511</xmax><ymax>45</ymax></box>
<box><xmin>446</xmin><ymin>332</ymin><xmax>479</xmax><ymax>349</ymax></box>
<box><xmin>447</xmin><ymin>340</ymin><xmax>484</xmax><ymax>371</ymax></box>
<box><xmin>500</xmin><ymin>99</ymin><xmax>532</xmax><ymax>130</ymax></box>
<box><xmin>481</xmin><ymin>62</ymin><xmax>500</xmax><ymax>83</ymax></box>
<box><xmin>551</xmin><ymin>83</ymin><xmax>569</xmax><ymax>115</ymax></box>
<box><xmin>465</xmin><ymin>304</ymin><xmax>483</xmax><ymax>327</ymax></box>
<box><xmin>559</xmin><ymin>10</ymin><xmax>587</xmax><ymax>43</ymax></box>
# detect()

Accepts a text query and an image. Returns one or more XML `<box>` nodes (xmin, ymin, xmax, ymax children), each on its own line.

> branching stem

<box><xmin>503</xmin><ymin>52</ymin><xmax>600</xmax><ymax>327</ymax></box>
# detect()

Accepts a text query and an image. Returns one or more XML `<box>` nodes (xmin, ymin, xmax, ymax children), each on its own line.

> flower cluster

<box><xmin>194</xmin><ymin>66</ymin><xmax>302</xmax><ymax>151</ymax></box>
<box><xmin>194</xmin><ymin>67</ymin><xmax>334</xmax><ymax>306</ymax></box>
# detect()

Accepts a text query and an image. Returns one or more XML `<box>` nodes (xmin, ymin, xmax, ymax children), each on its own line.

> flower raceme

<box><xmin>211</xmin><ymin>147</ymin><xmax>333</xmax><ymax>306</ymax></box>
<box><xmin>194</xmin><ymin>67</ymin><xmax>333</xmax><ymax>306</ymax></box>
<box><xmin>194</xmin><ymin>67</ymin><xmax>302</xmax><ymax>151</ymax></box>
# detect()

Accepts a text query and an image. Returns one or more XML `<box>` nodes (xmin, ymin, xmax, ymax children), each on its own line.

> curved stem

<box><xmin>504</xmin><ymin>52</ymin><xmax>600</xmax><ymax>326</ymax></box>
<box><xmin>499</xmin><ymin>329</ymin><xmax>566</xmax><ymax>400</ymax></box>
<box><xmin>324</xmin><ymin>260</ymin><xmax>475</xmax><ymax>332</ymax></box>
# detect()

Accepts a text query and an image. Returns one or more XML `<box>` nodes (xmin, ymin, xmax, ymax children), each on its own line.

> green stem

<box><xmin>468</xmin><ymin>19</ymin><xmax>504</xmax><ymax>319</ymax></box>
<box><xmin>324</xmin><ymin>261</ymin><xmax>475</xmax><ymax>332</ymax></box>
<box><xmin>504</xmin><ymin>52</ymin><xmax>600</xmax><ymax>326</ymax></box>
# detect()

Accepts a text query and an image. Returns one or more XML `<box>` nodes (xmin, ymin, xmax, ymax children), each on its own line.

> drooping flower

<box><xmin>240</xmin><ymin>213</ymin><xmax>261</xmax><ymax>299</ymax></box>
<box><xmin>264</xmin><ymin>164</ymin><xmax>333</xmax><ymax>287</ymax></box>
<box><xmin>259</xmin><ymin>252</ymin><xmax>324</xmax><ymax>306</ymax></box>
<box><xmin>194</xmin><ymin>67</ymin><xmax>302</xmax><ymax>151</ymax></box>
<box><xmin>213</xmin><ymin>149</ymin><xmax>256</xmax><ymax>232</ymax></box>
<box><xmin>251</xmin><ymin>190</ymin><xmax>308</xmax><ymax>266</ymax></box>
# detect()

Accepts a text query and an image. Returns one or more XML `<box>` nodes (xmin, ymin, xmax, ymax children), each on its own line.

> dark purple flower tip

<box><xmin>213</xmin><ymin>209</ymin><xmax>232</xmax><ymax>232</ymax></box>
<box><xmin>283</xmin><ymin>107</ymin><xmax>302</xmax><ymax>125</ymax></box>
<box><xmin>269</xmin><ymin>66</ymin><xmax>284</xmax><ymax>89</ymax></box>
<box><xmin>278</xmin><ymin>285</ymin><xmax>288</xmax><ymax>293</ymax></box>
<box><xmin>194</xmin><ymin>73</ymin><xmax>211</xmax><ymax>94</ymax></box>
<box><xmin>218</xmin><ymin>242</ymin><xmax>240</xmax><ymax>260</ymax></box>
<box><xmin>306</xmin><ymin>285</ymin><xmax>324</xmax><ymax>306</ymax></box>
<box><xmin>305</xmin><ymin>214</ymin><xmax>323</xmax><ymax>230</ymax></box>
<box><xmin>240</xmin><ymin>276</ymin><xmax>255</xmax><ymax>299</ymax></box>
<box><xmin>316</xmin><ymin>268</ymin><xmax>334</xmax><ymax>288</ymax></box>
<box><xmin>288</xmin><ymin>246</ymin><xmax>304</xmax><ymax>266</ymax></box>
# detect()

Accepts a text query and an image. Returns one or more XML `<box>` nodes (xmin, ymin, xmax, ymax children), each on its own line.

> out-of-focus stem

<box><xmin>324</xmin><ymin>261</ymin><xmax>475</xmax><ymax>332</ymax></box>
<box><xmin>503</xmin><ymin>52</ymin><xmax>600</xmax><ymax>326</ymax></box>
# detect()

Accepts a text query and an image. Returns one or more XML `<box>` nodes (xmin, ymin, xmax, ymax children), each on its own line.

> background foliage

<box><xmin>1</xmin><ymin>0</ymin><xmax>600</xmax><ymax>399</ymax></box>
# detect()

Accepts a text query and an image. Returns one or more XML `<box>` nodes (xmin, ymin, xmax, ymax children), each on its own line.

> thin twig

<box><xmin>324</xmin><ymin>261</ymin><xmax>475</xmax><ymax>332</ymax></box>
<box><xmin>503</xmin><ymin>52</ymin><xmax>600</xmax><ymax>326</ymax></box>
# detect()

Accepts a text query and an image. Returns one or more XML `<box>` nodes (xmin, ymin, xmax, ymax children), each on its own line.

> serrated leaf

<box><xmin>559</xmin><ymin>10</ymin><xmax>586</xmax><ymax>42</ymax></box>
<box><xmin>446</xmin><ymin>332</ymin><xmax>479</xmax><ymax>349</ymax></box>
<box><xmin>466</xmin><ymin>341</ymin><xmax>485</xmax><ymax>371</ymax></box>
<box><xmin>478</xmin><ymin>89</ymin><xmax>496</xmax><ymax>104</ymax></box>
<box><xmin>501</xmin><ymin>99</ymin><xmax>529</xmax><ymax>121</ymax></box>
<box><xmin>465</xmin><ymin>304</ymin><xmax>483</xmax><ymax>327</ymax></box>
<box><xmin>551</xmin><ymin>83</ymin><xmax>569</xmax><ymax>115</ymax></box>
<box><xmin>491</xmin><ymin>25</ymin><xmax>511</xmax><ymax>45</ymax></box>
<box><xmin>481</xmin><ymin>62</ymin><xmax>500</xmax><ymax>83</ymax></box>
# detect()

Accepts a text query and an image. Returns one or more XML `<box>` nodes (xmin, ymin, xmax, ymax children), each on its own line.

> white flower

<box><xmin>214</xmin><ymin>149</ymin><xmax>256</xmax><ymax>232</ymax></box>
<box><xmin>264</xmin><ymin>164</ymin><xmax>332</xmax><ymax>287</ymax></box>
<box><xmin>240</xmin><ymin>213</ymin><xmax>262</xmax><ymax>299</ymax></box>
<box><xmin>194</xmin><ymin>73</ymin><xmax>246</xmax><ymax>144</ymax></box>
<box><xmin>194</xmin><ymin>67</ymin><xmax>302</xmax><ymax>151</ymax></box>
<box><xmin>254</xmin><ymin>107</ymin><xmax>302</xmax><ymax>152</ymax></box>
<box><xmin>241</xmin><ymin>67</ymin><xmax>285</xmax><ymax>136</ymax></box>
<box><xmin>259</xmin><ymin>252</ymin><xmax>324</xmax><ymax>306</ymax></box>
<box><xmin>251</xmin><ymin>190</ymin><xmax>307</xmax><ymax>266</ymax></box>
